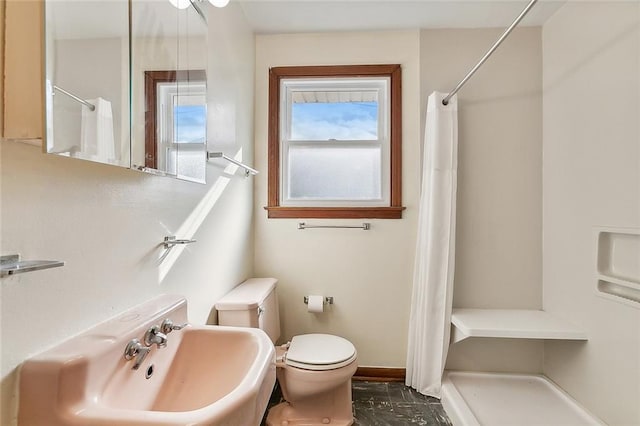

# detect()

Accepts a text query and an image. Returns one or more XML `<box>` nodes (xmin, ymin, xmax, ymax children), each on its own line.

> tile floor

<box><xmin>262</xmin><ymin>381</ymin><xmax>452</xmax><ymax>425</ymax></box>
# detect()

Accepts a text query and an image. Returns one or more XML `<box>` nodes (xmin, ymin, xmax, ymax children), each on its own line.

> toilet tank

<box><xmin>215</xmin><ymin>278</ymin><xmax>280</xmax><ymax>343</ymax></box>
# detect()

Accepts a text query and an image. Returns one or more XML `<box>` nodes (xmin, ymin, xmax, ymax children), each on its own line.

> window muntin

<box><xmin>266</xmin><ymin>64</ymin><xmax>403</xmax><ymax>219</ymax></box>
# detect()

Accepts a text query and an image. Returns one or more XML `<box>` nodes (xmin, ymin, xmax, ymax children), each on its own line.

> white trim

<box><xmin>279</xmin><ymin>77</ymin><xmax>391</xmax><ymax>207</ymax></box>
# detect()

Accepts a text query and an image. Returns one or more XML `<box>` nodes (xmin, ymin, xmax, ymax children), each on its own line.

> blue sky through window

<box><xmin>291</xmin><ymin>101</ymin><xmax>378</xmax><ymax>140</ymax></box>
<box><xmin>174</xmin><ymin>105</ymin><xmax>206</xmax><ymax>143</ymax></box>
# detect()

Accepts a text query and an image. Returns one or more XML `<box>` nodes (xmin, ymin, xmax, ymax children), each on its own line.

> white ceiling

<box><xmin>237</xmin><ymin>0</ymin><xmax>567</xmax><ymax>34</ymax></box>
<box><xmin>48</xmin><ymin>0</ymin><xmax>567</xmax><ymax>40</ymax></box>
<box><xmin>48</xmin><ymin>0</ymin><xmax>208</xmax><ymax>40</ymax></box>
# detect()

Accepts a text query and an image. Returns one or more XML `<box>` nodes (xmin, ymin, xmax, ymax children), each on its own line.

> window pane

<box><xmin>174</xmin><ymin>104</ymin><xmax>206</xmax><ymax>144</ymax></box>
<box><xmin>291</xmin><ymin>94</ymin><xmax>378</xmax><ymax>141</ymax></box>
<box><xmin>177</xmin><ymin>147</ymin><xmax>206</xmax><ymax>182</ymax></box>
<box><xmin>166</xmin><ymin>145</ymin><xmax>206</xmax><ymax>183</ymax></box>
<box><xmin>287</xmin><ymin>146</ymin><xmax>381</xmax><ymax>200</ymax></box>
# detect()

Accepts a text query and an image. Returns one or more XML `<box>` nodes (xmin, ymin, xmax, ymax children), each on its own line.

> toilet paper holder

<box><xmin>304</xmin><ymin>296</ymin><xmax>334</xmax><ymax>305</ymax></box>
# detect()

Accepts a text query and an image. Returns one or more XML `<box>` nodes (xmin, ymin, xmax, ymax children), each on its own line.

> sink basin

<box><xmin>18</xmin><ymin>295</ymin><xmax>276</xmax><ymax>425</ymax></box>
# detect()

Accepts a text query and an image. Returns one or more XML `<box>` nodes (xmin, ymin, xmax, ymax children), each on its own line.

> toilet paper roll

<box><xmin>307</xmin><ymin>295</ymin><xmax>324</xmax><ymax>313</ymax></box>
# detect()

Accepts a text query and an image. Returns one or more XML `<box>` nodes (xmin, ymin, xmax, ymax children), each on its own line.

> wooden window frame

<box><xmin>265</xmin><ymin>64</ymin><xmax>404</xmax><ymax>219</ymax></box>
<box><xmin>144</xmin><ymin>69</ymin><xmax>206</xmax><ymax>169</ymax></box>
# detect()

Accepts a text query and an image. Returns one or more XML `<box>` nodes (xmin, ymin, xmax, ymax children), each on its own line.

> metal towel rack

<box><xmin>0</xmin><ymin>254</ymin><xmax>65</xmax><ymax>276</ymax></box>
<box><xmin>207</xmin><ymin>152</ymin><xmax>258</xmax><ymax>177</ymax></box>
<box><xmin>53</xmin><ymin>85</ymin><xmax>96</xmax><ymax>111</ymax></box>
<box><xmin>298</xmin><ymin>222</ymin><xmax>370</xmax><ymax>231</ymax></box>
<box><xmin>163</xmin><ymin>236</ymin><xmax>197</xmax><ymax>249</ymax></box>
<box><xmin>158</xmin><ymin>236</ymin><xmax>196</xmax><ymax>263</ymax></box>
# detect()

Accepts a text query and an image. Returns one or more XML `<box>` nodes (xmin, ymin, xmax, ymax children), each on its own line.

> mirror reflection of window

<box><xmin>131</xmin><ymin>0</ymin><xmax>209</xmax><ymax>183</ymax></box>
<box><xmin>144</xmin><ymin>70</ymin><xmax>206</xmax><ymax>183</ymax></box>
<box><xmin>166</xmin><ymin>89</ymin><xmax>207</xmax><ymax>181</ymax></box>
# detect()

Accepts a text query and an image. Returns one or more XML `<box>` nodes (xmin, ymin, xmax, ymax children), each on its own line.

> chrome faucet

<box><xmin>143</xmin><ymin>325</ymin><xmax>168</xmax><ymax>348</ymax></box>
<box><xmin>124</xmin><ymin>339</ymin><xmax>151</xmax><ymax>370</ymax></box>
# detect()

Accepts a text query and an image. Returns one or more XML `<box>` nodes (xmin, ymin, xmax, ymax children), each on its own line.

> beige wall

<box><xmin>254</xmin><ymin>31</ymin><xmax>421</xmax><ymax>367</ymax></box>
<box><xmin>542</xmin><ymin>2</ymin><xmax>640</xmax><ymax>424</ymax></box>
<box><xmin>0</xmin><ymin>3</ymin><xmax>255</xmax><ymax>425</ymax></box>
<box><xmin>254</xmin><ymin>28</ymin><xmax>543</xmax><ymax>370</ymax></box>
<box><xmin>6</xmin><ymin>1</ymin><xmax>636</xmax><ymax>423</ymax></box>
<box><xmin>421</xmin><ymin>28</ymin><xmax>544</xmax><ymax>373</ymax></box>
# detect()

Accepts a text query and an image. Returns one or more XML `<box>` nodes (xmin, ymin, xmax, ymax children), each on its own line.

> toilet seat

<box><xmin>285</xmin><ymin>334</ymin><xmax>357</xmax><ymax>371</ymax></box>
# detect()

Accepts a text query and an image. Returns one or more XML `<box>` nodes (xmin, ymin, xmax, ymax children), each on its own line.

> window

<box><xmin>266</xmin><ymin>65</ymin><xmax>404</xmax><ymax>219</ymax></box>
<box><xmin>145</xmin><ymin>70</ymin><xmax>207</xmax><ymax>181</ymax></box>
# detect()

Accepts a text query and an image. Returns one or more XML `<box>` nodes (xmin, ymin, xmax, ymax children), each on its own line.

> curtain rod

<box><xmin>53</xmin><ymin>85</ymin><xmax>95</xmax><ymax>111</ymax></box>
<box><xmin>442</xmin><ymin>0</ymin><xmax>539</xmax><ymax>106</ymax></box>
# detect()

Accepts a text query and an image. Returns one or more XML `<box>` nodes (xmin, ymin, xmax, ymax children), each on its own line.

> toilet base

<box><xmin>266</xmin><ymin>375</ymin><xmax>355</xmax><ymax>426</ymax></box>
<box><xmin>266</xmin><ymin>401</ymin><xmax>354</xmax><ymax>426</ymax></box>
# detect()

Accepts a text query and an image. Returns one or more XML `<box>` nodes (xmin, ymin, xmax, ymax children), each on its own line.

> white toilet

<box><xmin>215</xmin><ymin>278</ymin><xmax>358</xmax><ymax>426</ymax></box>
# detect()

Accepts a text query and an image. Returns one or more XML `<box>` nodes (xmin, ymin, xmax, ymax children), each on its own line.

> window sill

<box><xmin>264</xmin><ymin>206</ymin><xmax>405</xmax><ymax>219</ymax></box>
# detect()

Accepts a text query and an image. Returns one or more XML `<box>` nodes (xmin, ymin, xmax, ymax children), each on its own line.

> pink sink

<box><xmin>18</xmin><ymin>295</ymin><xmax>276</xmax><ymax>426</ymax></box>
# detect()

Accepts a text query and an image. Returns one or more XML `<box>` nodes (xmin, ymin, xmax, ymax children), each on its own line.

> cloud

<box><xmin>291</xmin><ymin>102</ymin><xmax>378</xmax><ymax>140</ymax></box>
<box><xmin>175</xmin><ymin>105</ymin><xmax>206</xmax><ymax>143</ymax></box>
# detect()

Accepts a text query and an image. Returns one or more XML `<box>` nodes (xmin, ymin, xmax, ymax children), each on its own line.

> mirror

<box><xmin>44</xmin><ymin>0</ymin><xmax>208</xmax><ymax>183</ymax></box>
<box><xmin>44</xmin><ymin>0</ymin><xmax>130</xmax><ymax>167</ymax></box>
<box><xmin>131</xmin><ymin>0</ymin><xmax>208</xmax><ymax>183</ymax></box>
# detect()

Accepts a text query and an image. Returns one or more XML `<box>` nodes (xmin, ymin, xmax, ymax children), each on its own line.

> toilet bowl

<box><xmin>215</xmin><ymin>278</ymin><xmax>358</xmax><ymax>426</ymax></box>
<box><xmin>269</xmin><ymin>334</ymin><xmax>358</xmax><ymax>426</ymax></box>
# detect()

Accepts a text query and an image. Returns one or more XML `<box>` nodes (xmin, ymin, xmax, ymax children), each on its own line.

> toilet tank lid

<box><xmin>215</xmin><ymin>278</ymin><xmax>278</xmax><ymax>311</ymax></box>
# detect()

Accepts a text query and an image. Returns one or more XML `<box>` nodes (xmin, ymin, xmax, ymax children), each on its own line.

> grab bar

<box><xmin>298</xmin><ymin>222</ymin><xmax>370</xmax><ymax>231</ymax></box>
<box><xmin>53</xmin><ymin>85</ymin><xmax>95</xmax><ymax>111</ymax></box>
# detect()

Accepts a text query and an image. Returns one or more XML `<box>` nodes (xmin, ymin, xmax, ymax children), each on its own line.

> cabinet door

<box><xmin>44</xmin><ymin>0</ymin><xmax>129</xmax><ymax>167</ymax></box>
<box><xmin>132</xmin><ymin>0</ymin><xmax>208</xmax><ymax>183</ymax></box>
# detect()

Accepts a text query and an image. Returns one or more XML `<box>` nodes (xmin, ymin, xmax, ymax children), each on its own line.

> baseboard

<box><xmin>354</xmin><ymin>367</ymin><xmax>406</xmax><ymax>382</ymax></box>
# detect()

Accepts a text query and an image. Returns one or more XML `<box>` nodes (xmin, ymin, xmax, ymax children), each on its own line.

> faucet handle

<box><xmin>124</xmin><ymin>339</ymin><xmax>151</xmax><ymax>370</ymax></box>
<box><xmin>144</xmin><ymin>325</ymin><xmax>168</xmax><ymax>348</ymax></box>
<box><xmin>160</xmin><ymin>318</ymin><xmax>189</xmax><ymax>334</ymax></box>
<box><xmin>124</xmin><ymin>339</ymin><xmax>143</xmax><ymax>360</ymax></box>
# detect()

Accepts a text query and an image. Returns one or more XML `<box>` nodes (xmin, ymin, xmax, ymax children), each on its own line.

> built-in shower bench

<box><xmin>450</xmin><ymin>308</ymin><xmax>588</xmax><ymax>343</ymax></box>
<box><xmin>444</xmin><ymin>310</ymin><xmax>601</xmax><ymax>425</ymax></box>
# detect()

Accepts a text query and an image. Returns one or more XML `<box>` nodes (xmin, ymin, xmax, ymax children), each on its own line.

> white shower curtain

<box><xmin>406</xmin><ymin>91</ymin><xmax>458</xmax><ymax>398</ymax></box>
